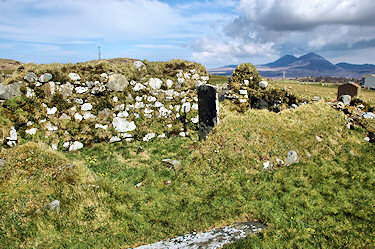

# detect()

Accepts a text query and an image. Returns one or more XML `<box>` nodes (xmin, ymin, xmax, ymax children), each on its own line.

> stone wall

<box><xmin>0</xmin><ymin>60</ymin><xmax>209</xmax><ymax>151</ymax></box>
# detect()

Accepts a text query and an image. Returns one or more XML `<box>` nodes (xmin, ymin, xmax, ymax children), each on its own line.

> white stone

<box><xmin>68</xmin><ymin>73</ymin><xmax>81</xmax><ymax>81</ymax></box>
<box><xmin>42</xmin><ymin>103</ymin><xmax>47</xmax><ymax>108</ymax></box>
<box><xmin>75</xmin><ymin>86</ymin><xmax>88</xmax><ymax>94</ymax></box>
<box><xmin>70</xmin><ymin>106</ymin><xmax>77</xmax><ymax>112</ymax></box>
<box><xmin>239</xmin><ymin>89</ymin><xmax>248</xmax><ymax>95</ymax></box>
<box><xmin>47</xmin><ymin>82</ymin><xmax>54</xmax><ymax>94</ymax></box>
<box><xmin>239</xmin><ymin>99</ymin><xmax>247</xmax><ymax>103</ymax></box>
<box><xmin>69</xmin><ymin>141</ymin><xmax>84</xmax><ymax>152</ymax></box>
<box><xmin>113</xmin><ymin>96</ymin><xmax>118</xmax><ymax>102</ymax></box>
<box><xmin>181</xmin><ymin>102</ymin><xmax>191</xmax><ymax>113</ymax></box>
<box><xmin>83</xmin><ymin>112</ymin><xmax>95</xmax><ymax>120</ymax></box>
<box><xmin>244</xmin><ymin>80</ymin><xmax>249</xmax><ymax>86</ymax></box>
<box><xmin>40</xmin><ymin>119</ymin><xmax>47</xmax><ymax>123</ymax></box>
<box><xmin>134</xmin><ymin>113</ymin><xmax>140</xmax><ymax>119</ymax></box>
<box><xmin>159</xmin><ymin>106</ymin><xmax>172</xmax><ymax>118</ymax></box>
<box><xmin>133</xmin><ymin>83</ymin><xmax>146</xmax><ymax>91</ymax></box>
<box><xmin>177</xmin><ymin>78</ymin><xmax>185</xmax><ymax>84</ymax></box>
<box><xmin>166</xmin><ymin>79</ymin><xmax>173</xmax><ymax>88</ymax></box>
<box><xmin>155</xmin><ymin>101</ymin><xmax>163</xmax><ymax>108</ymax></box>
<box><xmin>6</xmin><ymin>127</ymin><xmax>17</xmax><ymax>141</ymax></box>
<box><xmin>74</xmin><ymin>113</ymin><xmax>83</xmax><ymax>121</ymax></box>
<box><xmin>26</xmin><ymin>87</ymin><xmax>35</xmax><ymax>98</ymax></box>
<box><xmin>135</xmin><ymin>96</ymin><xmax>143</xmax><ymax>102</ymax></box>
<box><xmin>259</xmin><ymin>81</ymin><xmax>268</xmax><ymax>89</ymax></box>
<box><xmin>144</xmin><ymin>108</ymin><xmax>153</xmax><ymax>114</ymax></box>
<box><xmin>46</xmin><ymin>124</ymin><xmax>58</xmax><ymax>131</ymax></box>
<box><xmin>167</xmin><ymin>124</ymin><xmax>172</xmax><ymax>128</ymax></box>
<box><xmin>117</xmin><ymin>111</ymin><xmax>129</xmax><ymax>118</ymax></box>
<box><xmin>63</xmin><ymin>142</ymin><xmax>70</xmax><ymax>148</ymax></box>
<box><xmin>51</xmin><ymin>144</ymin><xmax>58</xmax><ymax>150</ymax></box>
<box><xmin>27</xmin><ymin>121</ymin><xmax>34</xmax><ymax>126</ymax></box>
<box><xmin>39</xmin><ymin>73</ymin><xmax>53</xmax><ymax>83</ymax></box>
<box><xmin>110</xmin><ymin>136</ymin><xmax>121</xmax><ymax>143</ymax></box>
<box><xmin>183</xmin><ymin>72</ymin><xmax>191</xmax><ymax>79</ymax></box>
<box><xmin>192</xmin><ymin>103</ymin><xmax>198</xmax><ymax>110</ymax></box>
<box><xmin>148</xmin><ymin>78</ymin><xmax>163</xmax><ymax>90</ymax></box>
<box><xmin>26</xmin><ymin>128</ymin><xmax>37</xmax><ymax>135</ymax></box>
<box><xmin>144</xmin><ymin>113</ymin><xmax>152</xmax><ymax>119</ymax></box>
<box><xmin>263</xmin><ymin>161</ymin><xmax>271</xmax><ymax>169</ymax></box>
<box><xmin>114</xmin><ymin>104</ymin><xmax>125</xmax><ymax>111</ymax></box>
<box><xmin>74</xmin><ymin>98</ymin><xmax>84</xmax><ymax>104</ymax></box>
<box><xmin>143</xmin><ymin>133</ymin><xmax>156</xmax><ymax>141</ymax></box>
<box><xmin>126</xmin><ymin>104</ymin><xmax>134</xmax><ymax>111</ymax></box>
<box><xmin>134</xmin><ymin>61</ymin><xmax>146</xmax><ymax>69</ymax></box>
<box><xmin>135</xmin><ymin>102</ymin><xmax>144</xmax><ymax>109</ymax></box>
<box><xmin>364</xmin><ymin>137</ymin><xmax>370</xmax><ymax>142</ymax></box>
<box><xmin>112</xmin><ymin>118</ymin><xmax>136</xmax><ymax>132</ymax></box>
<box><xmin>175</xmin><ymin>105</ymin><xmax>181</xmax><ymax>112</ymax></box>
<box><xmin>179</xmin><ymin>132</ymin><xmax>188</xmax><ymax>137</ymax></box>
<box><xmin>201</xmin><ymin>76</ymin><xmax>209</xmax><ymax>81</ymax></box>
<box><xmin>191</xmin><ymin>116</ymin><xmax>199</xmax><ymax>124</ymax></box>
<box><xmin>192</xmin><ymin>73</ymin><xmax>200</xmax><ymax>80</ymax></box>
<box><xmin>81</xmin><ymin>103</ymin><xmax>92</xmax><ymax>111</ymax></box>
<box><xmin>165</xmin><ymin>96</ymin><xmax>174</xmax><ymax>101</ymax></box>
<box><xmin>47</xmin><ymin>107</ymin><xmax>58</xmax><ymax>115</ymax></box>
<box><xmin>158</xmin><ymin>133</ymin><xmax>166</xmax><ymax>138</ymax></box>
<box><xmin>95</xmin><ymin>124</ymin><xmax>108</xmax><ymax>130</ymax></box>
<box><xmin>100</xmin><ymin>73</ymin><xmax>108</xmax><ymax>81</ymax></box>
<box><xmin>147</xmin><ymin>96</ymin><xmax>157</xmax><ymax>102</ymax></box>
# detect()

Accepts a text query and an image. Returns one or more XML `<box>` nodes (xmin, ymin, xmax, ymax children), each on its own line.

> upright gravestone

<box><xmin>198</xmin><ymin>84</ymin><xmax>219</xmax><ymax>140</ymax></box>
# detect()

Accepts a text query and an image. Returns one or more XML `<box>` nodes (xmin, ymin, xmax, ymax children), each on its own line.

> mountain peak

<box><xmin>298</xmin><ymin>53</ymin><xmax>324</xmax><ymax>60</ymax></box>
<box><xmin>266</xmin><ymin>54</ymin><xmax>298</xmax><ymax>68</ymax></box>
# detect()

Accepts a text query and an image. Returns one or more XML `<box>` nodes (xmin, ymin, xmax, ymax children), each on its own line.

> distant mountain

<box><xmin>265</xmin><ymin>55</ymin><xmax>298</xmax><ymax>68</ymax></box>
<box><xmin>208</xmin><ymin>53</ymin><xmax>375</xmax><ymax>78</ymax></box>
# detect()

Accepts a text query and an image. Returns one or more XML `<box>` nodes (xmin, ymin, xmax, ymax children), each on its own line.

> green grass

<box><xmin>0</xmin><ymin>102</ymin><xmax>374</xmax><ymax>248</ymax></box>
<box><xmin>271</xmin><ymin>79</ymin><xmax>375</xmax><ymax>106</ymax></box>
<box><xmin>208</xmin><ymin>74</ymin><xmax>229</xmax><ymax>85</ymax></box>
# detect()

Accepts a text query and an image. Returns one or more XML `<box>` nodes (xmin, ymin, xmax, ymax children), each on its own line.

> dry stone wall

<box><xmin>1</xmin><ymin>60</ymin><xmax>209</xmax><ymax>151</ymax></box>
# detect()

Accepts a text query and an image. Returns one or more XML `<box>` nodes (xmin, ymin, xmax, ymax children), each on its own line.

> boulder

<box><xmin>162</xmin><ymin>159</ymin><xmax>181</xmax><ymax>171</ymax></box>
<box><xmin>47</xmin><ymin>200</ymin><xmax>60</xmax><ymax>211</ymax></box>
<box><xmin>148</xmin><ymin>78</ymin><xmax>163</xmax><ymax>90</ymax></box>
<box><xmin>107</xmin><ymin>74</ymin><xmax>128</xmax><ymax>92</ymax></box>
<box><xmin>0</xmin><ymin>82</ymin><xmax>23</xmax><ymax>100</ymax></box>
<box><xmin>339</xmin><ymin>95</ymin><xmax>351</xmax><ymax>105</ymax></box>
<box><xmin>286</xmin><ymin>150</ymin><xmax>299</xmax><ymax>165</ymax></box>
<box><xmin>24</xmin><ymin>72</ymin><xmax>38</xmax><ymax>83</ymax></box>
<box><xmin>39</xmin><ymin>73</ymin><xmax>53</xmax><ymax>83</ymax></box>
<box><xmin>69</xmin><ymin>141</ymin><xmax>84</xmax><ymax>152</ymax></box>
<box><xmin>68</xmin><ymin>73</ymin><xmax>81</xmax><ymax>81</ymax></box>
<box><xmin>59</xmin><ymin>83</ymin><xmax>74</xmax><ymax>96</ymax></box>
<box><xmin>112</xmin><ymin>118</ymin><xmax>136</xmax><ymax>132</ymax></box>
<box><xmin>25</xmin><ymin>128</ymin><xmax>37</xmax><ymax>135</ymax></box>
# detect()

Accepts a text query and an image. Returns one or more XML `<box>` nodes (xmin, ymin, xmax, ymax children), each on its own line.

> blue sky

<box><xmin>1</xmin><ymin>0</ymin><xmax>375</xmax><ymax>68</ymax></box>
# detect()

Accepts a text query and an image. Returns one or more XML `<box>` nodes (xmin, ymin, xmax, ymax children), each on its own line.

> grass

<box><xmin>270</xmin><ymin>79</ymin><xmax>375</xmax><ymax>105</ymax></box>
<box><xmin>0</xmin><ymin>101</ymin><xmax>374</xmax><ymax>248</ymax></box>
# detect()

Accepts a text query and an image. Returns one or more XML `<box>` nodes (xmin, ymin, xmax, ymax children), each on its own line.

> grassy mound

<box><xmin>0</xmin><ymin>102</ymin><xmax>373</xmax><ymax>248</ymax></box>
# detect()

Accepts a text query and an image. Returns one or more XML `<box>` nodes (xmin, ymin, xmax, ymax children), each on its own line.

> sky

<box><xmin>1</xmin><ymin>0</ymin><xmax>375</xmax><ymax>68</ymax></box>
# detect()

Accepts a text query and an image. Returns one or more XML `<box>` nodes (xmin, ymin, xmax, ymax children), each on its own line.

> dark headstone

<box><xmin>337</xmin><ymin>83</ymin><xmax>360</xmax><ymax>99</ymax></box>
<box><xmin>198</xmin><ymin>84</ymin><xmax>219</xmax><ymax>140</ymax></box>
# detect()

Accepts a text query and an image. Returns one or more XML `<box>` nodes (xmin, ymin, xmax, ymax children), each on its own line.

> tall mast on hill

<box><xmin>98</xmin><ymin>45</ymin><xmax>102</xmax><ymax>60</ymax></box>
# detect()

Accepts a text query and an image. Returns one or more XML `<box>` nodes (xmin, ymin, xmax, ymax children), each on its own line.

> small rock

<box><xmin>68</xmin><ymin>73</ymin><xmax>81</xmax><ymax>81</ymax></box>
<box><xmin>259</xmin><ymin>80</ymin><xmax>268</xmax><ymax>89</ymax></box>
<box><xmin>47</xmin><ymin>200</ymin><xmax>60</xmax><ymax>211</ymax></box>
<box><xmin>100</xmin><ymin>73</ymin><xmax>108</xmax><ymax>81</ymax></box>
<box><xmin>163</xmin><ymin>180</ymin><xmax>172</xmax><ymax>185</ymax></box>
<box><xmin>81</xmin><ymin>103</ymin><xmax>93</xmax><ymax>111</ymax></box>
<box><xmin>291</xmin><ymin>104</ymin><xmax>298</xmax><ymax>109</ymax></box>
<box><xmin>113</xmin><ymin>118</ymin><xmax>136</xmax><ymax>132</ymax></box>
<box><xmin>59</xmin><ymin>113</ymin><xmax>71</xmax><ymax>120</ymax></box>
<box><xmin>286</xmin><ymin>150</ymin><xmax>299</xmax><ymax>165</ymax></box>
<box><xmin>316</xmin><ymin>135</ymin><xmax>323</xmax><ymax>142</ymax></box>
<box><xmin>162</xmin><ymin>159</ymin><xmax>182</xmax><ymax>171</ymax></box>
<box><xmin>0</xmin><ymin>158</ymin><xmax>5</xmax><ymax>167</ymax></box>
<box><xmin>276</xmin><ymin>158</ymin><xmax>284</xmax><ymax>165</ymax></box>
<box><xmin>6</xmin><ymin>126</ymin><xmax>17</xmax><ymax>141</ymax></box>
<box><xmin>338</xmin><ymin>95</ymin><xmax>351</xmax><ymax>105</ymax></box>
<box><xmin>47</xmin><ymin>107</ymin><xmax>58</xmax><ymax>115</ymax></box>
<box><xmin>181</xmin><ymin>102</ymin><xmax>191</xmax><ymax>113</ymax></box>
<box><xmin>143</xmin><ymin>133</ymin><xmax>156</xmax><ymax>141</ymax></box>
<box><xmin>134</xmin><ymin>61</ymin><xmax>146</xmax><ymax>70</ymax></box>
<box><xmin>75</xmin><ymin>86</ymin><xmax>88</xmax><ymax>94</ymax></box>
<box><xmin>137</xmin><ymin>146</ymin><xmax>144</xmax><ymax>154</ymax></box>
<box><xmin>312</xmin><ymin>96</ymin><xmax>320</xmax><ymax>101</ymax></box>
<box><xmin>349</xmin><ymin>150</ymin><xmax>355</xmax><ymax>156</ymax></box>
<box><xmin>39</xmin><ymin>73</ymin><xmax>53</xmax><ymax>83</ymax></box>
<box><xmin>51</xmin><ymin>144</ymin><xmax>58</xmax><ymax>150</ymax></box>
<box><xmin>69</xmin><ymin>141</ymin><xmax>84</xmax><ymax>152</ymax></box>
<box><xmin>166</xmin><ymin>79</ymin><xmax>173</xmax><ymax>88</ymax></box>
<box><xmin>74</xmin><ymin>113</ymin><xmax>83</xmax><ymax>121</ymax></box>
<box><xmin>113</xmin><ymin>96</ymin><xmax>118</xmax><ymax>102</ymax></box>
<box><xmin>110</xmin><ymin>136</ymin><xmax>121</xmax><ymax>143</ymax></box>
<box><xmin>363</xmin><ymin>112</ymin><xmax>375</xmax><ymax>119</ymax></box>
<box><xmin>63</xmin><ymin>142</ymin><xmax>70</xmax><ymax>148</ymax></box>
<box><xmin>95</xmin><ymin>124</ymin><xmax>108</xmax><ymax>130</ymax></box>
<box><xmin>83</xmin><ymin>112</ymin><xmax>95</xmax><ymax>120</ymax></box>
<box><xmin>135</xmin><ymin>182</ymin><xmax>143</xmax><ymax>188</ymax></box>
<box><xmin>133</xmin><ymin>83</ymin><xmax>146</xmax><ymax>91</ymax></box>
<box><xmin>263</xmin><ymin>161</ymin><xmax>271</xmax><ymax>169</ymax></box>
<box><xmin>24</xmin><ymin>72</ymin><xmax>38</xmax><ymax>83</ymax></box>
<box><xmin>364</xmin><ymin>137</ymin><xmax>370</xmax><ymax>142</ymax></box>
<box><xmin>25</xmin><ymin>128</ymin><xmax>37</xmax><ymax>135</ymax></box>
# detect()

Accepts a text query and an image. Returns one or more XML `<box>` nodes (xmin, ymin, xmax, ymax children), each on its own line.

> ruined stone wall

<box><xmin>1</xmin><ymin>60</ymin><xmax>209</xmax><ymax>151</ymax></box>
